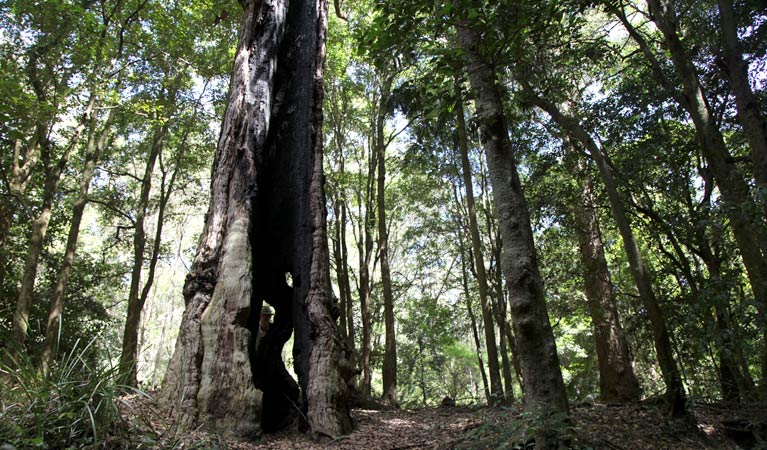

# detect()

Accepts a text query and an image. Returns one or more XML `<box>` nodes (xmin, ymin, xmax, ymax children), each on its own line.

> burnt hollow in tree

<box><xmin>249</xmin><ymin>144</ymin><xmax>311</xmax><ymax>433</ymax></box>
<box><xmin>248</xmin><ymin>20</ymin><xmax>317</xmax><ymax>427</ymax></box>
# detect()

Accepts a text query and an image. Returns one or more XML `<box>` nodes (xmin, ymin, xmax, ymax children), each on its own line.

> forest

<box><xmin>0</xmin><ymin>0</ymin><xmax>766</xmax><ymax>448</ymax></box>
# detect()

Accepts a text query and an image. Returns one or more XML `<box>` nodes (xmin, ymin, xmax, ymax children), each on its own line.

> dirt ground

<box><xmin>120</xmin><ymin>394</ymin><xmax>766</xmax><ymax>449</ymax></box>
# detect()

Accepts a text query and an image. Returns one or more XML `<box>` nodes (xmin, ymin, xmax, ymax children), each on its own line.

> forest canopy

<box><xmin>1</xmin><ymin>0</ymin><xmax>766</xmax><ymax>448</ymax></box>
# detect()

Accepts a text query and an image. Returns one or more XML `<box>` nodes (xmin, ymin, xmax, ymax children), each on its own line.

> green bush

<box><xmin>0</xmin><ymin>339</ymin><xmax>127</xmax><ymax>449</ymax></box>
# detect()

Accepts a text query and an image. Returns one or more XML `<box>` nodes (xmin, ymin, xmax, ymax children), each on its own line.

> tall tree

<box><xmin>162</xmin><ymin>0</ymin><xmax>352</xmax><ymax>439</ymax></box>
<box><xmin>610</xmin><ymin>0</ymin><xmax>767</xmax><ymax>389</ymax></box>
<box><xmin>455</xmin><ymin>5</ymin><xmax>570</xmax><ymax>447</ymax></box>
<box><xmin>454</xmin><ymin>78</ymin><xmax>505</xmax><ymax>404</ymax></box>
<box><xmin>528</xmin><ymin>92</ymin><xmax>686</xmax><ymax>415</ymax></box>
<box><xmin>40</xmin><ymin>110</ymin><xmax>113</xmax><ymax>373</ymax></box>
<box><xmin>569</xmin><ymin>155</ymin><xmax>641</xmax><ymax>403</ymax></box>
<box><xmin>119</xmin><ymin>71</ymin><xmax>182</xmax><ymax>386</ymax></box>
<box><xmin>716</xmin><ymin>0</ymin><xmax>767</xmax><ymax>195</ymax></box>
<box><xmin>376</xmin><ymin>69</ymin><xmax>399</xmax><ymax>406</ymax></box>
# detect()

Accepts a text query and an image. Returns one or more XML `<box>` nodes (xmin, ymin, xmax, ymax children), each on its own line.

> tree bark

<box><xmin>40</xmin><ymin>111</ymin><xmax>112</xmax><ymax>373</ymax></box>
<box><xmin>456</xmin><ymin>13</ymin><xmax>570</xmax><ymax>449</ymax></box>
<box><xmin>162</xmin><ymin>0</ymin><xmax>351</xmax><ymax>439</ymax></box>
<box><xmin>119</xmin><ymin>109</ymin><xmax>172</xmax><ymax>386</ymax></box>
<box><xmin>376</xmin><ymin>73</ymin><xmax>398</xmax><ymax>406</ymax></box>
<box><xmin>531</xmin><ymin>94</ymin><xmax>685</xmax><ymax>415</ymax></box>
<box><xmin>717</xmin><ymin>0</ymin><xmax>767</xmax><ymax>203</ymax></box>
<box><xmin>454</xmin><ymin>78</ymin><xmax>504</xmax><ymax>404</ymax></box>
<box><xmin>12</xmin><ymin>95</ymin><xmax>95</xmax><ymax>346</ymax></box>
<box><xmin>570</xmin><ymin>159</ymin><xmax>641</xmax><ymax>403</ymax></box>
<box><xmin>482</xmin><ymin>162</ymin><xmax>525</xmax><ymax>392</ymax></box>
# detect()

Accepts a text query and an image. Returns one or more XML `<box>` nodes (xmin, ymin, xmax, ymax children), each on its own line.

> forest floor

<box><xmin>123</xmin><ymin>394</ymin><xmax>767</xmax><ymax>449</ymax></box>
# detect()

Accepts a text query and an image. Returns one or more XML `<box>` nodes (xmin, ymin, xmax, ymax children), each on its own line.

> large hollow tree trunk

<box><xmin>570</xmin><ymin>159</ymin><xmax>641</xmax><ymax>403</ymax></box>
<box><xmin>161</xmin><ymin>0</ymin><xmax>351</xmax><ymax>439</ymax></box>
<box><xmin>454</xmin><ymin>78</ymin><xmax>505</xmax><ymax>404</ymax></box>
<box><xmin>456</xmin><ymin>14</ymin><xmax>570</xmax><ymax>449</ymax></box>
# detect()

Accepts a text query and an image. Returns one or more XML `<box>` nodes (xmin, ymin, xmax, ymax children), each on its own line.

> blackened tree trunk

<box><xmin>456</xmin><ymin>13</ymin><xmax>570</xmax><ymax>449</ymax></box>
<box><xmin>570</xmin><ymin>159</ymin><xmax>641</xmax><ymax>403</ymax></box>
<box><xmin>161</xmin><ymin>0</ymin><xmax>352</xmax><ymax>439</ymax></box>
<box><xmin>454</xmin><ymin>78</ymin><xmax>504</xmax><ymax>404</ymax></box>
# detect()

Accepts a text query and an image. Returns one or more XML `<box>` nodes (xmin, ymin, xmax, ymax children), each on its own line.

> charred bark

<box><xmin>162</xmin><ymin>0</ymin><xmax>351</xmax><ymax>439</ymax></box>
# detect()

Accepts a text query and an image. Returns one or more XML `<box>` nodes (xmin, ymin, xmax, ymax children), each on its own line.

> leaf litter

<box><xmin>119</xmin><ymin>393</ymin><xmax>765</xmax><ymax>449</ymax></box>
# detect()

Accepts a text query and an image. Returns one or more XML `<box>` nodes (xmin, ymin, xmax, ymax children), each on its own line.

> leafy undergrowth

<box><xmin>118</xmin><ymin>394</ymin><xmax>766</xmax><ymax>450</ymax></box>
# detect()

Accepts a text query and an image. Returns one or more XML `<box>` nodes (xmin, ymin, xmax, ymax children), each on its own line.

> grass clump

<box><xmin>0</xmin><ymin>339</ymin><xmax>131</xmax><ymax>449</ymax></box>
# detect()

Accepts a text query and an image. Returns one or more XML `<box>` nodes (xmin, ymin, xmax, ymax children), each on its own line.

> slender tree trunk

<box><xmin>570</xmin><ymin>159</ymin><xmax>641</xmax><ymax>403</ymax></box>
<box><xmin>455</xmin><ymin>78</ymin><xmax>504</xmax><ymax>404</ymax></box>
<box><xmin>456</xmin><ymin>14</ymin><xmax>570</xmax><ymax>448</ymax></box>
<box><xmin>0</xmin><ymin>200</ymin><xmax>11</xmax><ymax>293</ymax></box>
<box><xmin>616</xmin><ymin>0</ymin><xmax>767</xmax><ymax>392</ymax></box>
<box><xmin>162</xmin><ymin>0</ymin><xmax>350</xmax><ymax>438</ymax></box>
<box><xmin>713</xmin><ymin>0</ymin><xmax>767</xmax><ymax>391</ymax></box>
<box><xmin>530</xmin><ymin>94</ymin><xmax>686</xmax><ymax>415</ymax></box>
<box><xmin>12</xmin><ymin>95</ymin><xmax>95</xmax><ymax>346</ymax></box>
<box><xmin>376</xmin><ymin>77</ymin><xmax>398</xmax><ymax>405</ymax></box>
<box><xmin>356</xmin><ymin>146</ymin><xmax>376</xmax><ymax>396</ymax></box>
<box><xmin>340</xmin><ymin>201</ymin><xmax>356</xmax><ymax>361</ymax></box>
<box><xmin>332</xmin><ymin>198</ymin><xmax>347</xmax><ymax>341</ymax></box>
<box><xmin>151</xmin><ymin>315</ymin><xmax>168</xmax><ymax>389</ymax></box>
<box><xmin>327</xmin><ymin>82</ymin><xmax>357</xmax><ymax>368</ymax></box>
<box><xmin>455</xmin><ymin>208</ymin><xmax>491</xmax><ymax>403</ymax></box>
<box><xmin>40</xmin><ymin>112</ymin><xmax>112</xmax><ymax>373</ymax></box>
<box><xmin>119</xmin><ymin>116</ymin><xmax>171</xmax><ymax>386</ymax></box>
<box><xmin>717</xmin><ymin>0</ymin><xmax>767</xmax><ymax>200</ymax></box>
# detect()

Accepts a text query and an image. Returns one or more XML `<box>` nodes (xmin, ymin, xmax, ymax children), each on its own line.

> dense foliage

<box><xmin>1</xmin><ymin>0</ymin><xmax>766</xmax><ymax>446</ymax></box>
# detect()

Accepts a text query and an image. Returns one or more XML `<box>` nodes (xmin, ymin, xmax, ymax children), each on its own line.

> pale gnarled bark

<box><xmin>162</xmin><ymin>0</ymin><xmax>351</xmax><ymax>439</ymax></box>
